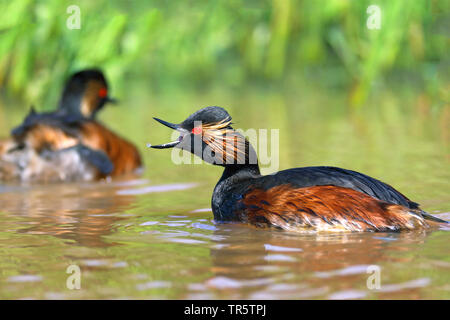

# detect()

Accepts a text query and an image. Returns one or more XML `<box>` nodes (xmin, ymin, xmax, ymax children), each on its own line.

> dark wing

<box><xmin>11</xmin><ymin>108</ymin><xmax>85</xmax><ymax>139</ymax></box>
<box><xmin>64</xmin><ymin>144</ymin><xmax>114</xmax><ymax>175</ymax></box>
<box><xmin>257</xmin><ymin>166</ymin><xmax>419</xmax><ymax>209</ymax></box>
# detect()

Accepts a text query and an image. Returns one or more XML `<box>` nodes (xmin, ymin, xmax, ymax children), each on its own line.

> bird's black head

<box><xmin>149</xmin><ymin>106</ymin><xmax>257</xmax><ymax>167</ymax></box>
<box><xmin>57</xmin><ymin>69</ymin><xmax>117</xmax><ymax>119</ymax></box>
<box><xmin>179</xmin><ymin>106</ymin><xmax>232</xmax><ymax>131</ymax></box>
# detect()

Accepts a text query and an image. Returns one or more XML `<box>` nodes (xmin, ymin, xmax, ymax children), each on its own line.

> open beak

<box><xmin>147</xmin><ymin>117</ymin><xmax>184</xmax><ymax>149</ymax></box>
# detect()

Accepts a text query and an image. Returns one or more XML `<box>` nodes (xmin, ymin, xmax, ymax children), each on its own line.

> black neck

<box><xmin>212</xmin><ymin>163</ymin><xmax>260</xmax><ymax>221</ymax></box>
<box><xmin>217</xmin><ymin>134</ymin><xmax>261</xmax><ymax>182</ymax></box>
<box><xmin>58</xmin><ymin>91</ymin><xmax>84</xmax><ymax>116</ymax></box>
<box><xmin>219</xmin><ymin>163</ymin><xmax>261</xmax><ymax>183</ymax></box>
<box><xmin>211</xmin><ymin>136</ymin><xmax>261</xmax><ymax>221</ymax></box>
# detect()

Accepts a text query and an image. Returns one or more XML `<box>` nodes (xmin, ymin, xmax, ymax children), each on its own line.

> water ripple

<box><xmin>328</xmin><ymin>289</ymin><xmax>367</xmax><ymax>300</ymax></box>
<box><xmin>191</xmin><ymin>223</ymin><xmax>218</xmax><ymax>231</ymax></box>
<box><xmin>264</xmin><ymin>254</ymin><xmax>297</xmax><ymax>262</ymax></box>
<box><xmin>116</xmin><ymin>183</ymin><xmax>198</xmax><ymax>195</ymax></box>
<box><xmin>315</xmin><ymin>265</ymin><xmax>372</xmax><ymax>278</ymax></box>
<box><xmin>7</xmin><ymin>275</ymin><xmax>43</xmax><ymax>283</ymax></box>
<box><xmin>378</xmin><ymin>278</ymin><xmax>431</xmax><ymax>293</ymax></box>
<box><xmin>264</xmin><ymin>244</ymin><xmax>302</xmax><ymax>252</ymax></box>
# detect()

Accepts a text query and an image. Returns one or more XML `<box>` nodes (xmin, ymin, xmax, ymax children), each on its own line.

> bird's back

<box><xmin>255</xmin><ymin>166</ymin><xmax>418</xmax><ymax>209</ymax></box>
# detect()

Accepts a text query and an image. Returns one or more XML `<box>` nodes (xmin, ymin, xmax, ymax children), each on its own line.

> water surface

<box><xmin>0</xmin><ymin>88</ymin><xmax>449</xmax><ymax>299</ymax></box>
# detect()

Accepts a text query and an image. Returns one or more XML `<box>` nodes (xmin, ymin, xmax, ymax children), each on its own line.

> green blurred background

<box><xmin>0</xmin><ymin>0</ymin><xmax>448</xmax><ymax>110</ymax></box>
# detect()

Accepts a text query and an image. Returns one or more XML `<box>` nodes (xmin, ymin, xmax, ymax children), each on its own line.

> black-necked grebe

<box><xmin>149</xmin><ymin>106</ymin><xmax>448</xmax><ymax>232</ymax></box>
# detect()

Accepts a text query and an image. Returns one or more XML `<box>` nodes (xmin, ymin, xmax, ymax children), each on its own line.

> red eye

<box><xmin>192</xmin><ymin>127</ymin><xmax>202</xmax><ymax>135</ymax></box>
<box><xmin>98</xmin><ymin>88</ymin><xmax>108</xmax><ymax>98</ymax></box>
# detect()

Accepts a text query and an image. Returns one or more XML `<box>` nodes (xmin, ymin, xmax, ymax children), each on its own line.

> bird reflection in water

<box><xmin>0</xmin><ymin>178</ymin><xmax>141</xmax><ymax>247</ymax></box>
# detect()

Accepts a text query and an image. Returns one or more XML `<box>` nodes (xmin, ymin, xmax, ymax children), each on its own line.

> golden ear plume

<box><xmin>200</xmin><ymin>119</ymin><xmax>247</xmax><ymax>164</ymax></box>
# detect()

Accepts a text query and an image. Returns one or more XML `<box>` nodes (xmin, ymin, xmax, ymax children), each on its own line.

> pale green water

<box><xmin>0</xmin><ymin>86</ymin><xmax>449</xmax><ymax>299</ymax></box>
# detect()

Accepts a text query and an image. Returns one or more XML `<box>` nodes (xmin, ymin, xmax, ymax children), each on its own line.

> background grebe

<box><xmin>0</xmin><ymin>69</ymin><xmax>141</xmax><ymax>182</ymax></box>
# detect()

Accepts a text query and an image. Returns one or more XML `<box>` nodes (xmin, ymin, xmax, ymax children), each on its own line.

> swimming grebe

<box><xmin>0</xmin><ymin>69</ymin><xmax>141</xmax><ymax>182</ymax></box>
<box><xmin>149</xmin><ymin>106</ymin><xmax>447</xmax><ymax>232</ymax></box>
